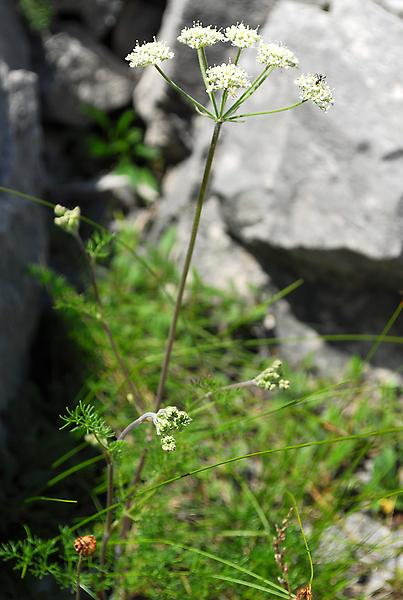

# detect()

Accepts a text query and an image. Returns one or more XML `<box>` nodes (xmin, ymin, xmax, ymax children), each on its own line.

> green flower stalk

<box><xmin>125</xmin><ymin>23</ymin><xmax>333</xmax><ymax>406</ymax></box>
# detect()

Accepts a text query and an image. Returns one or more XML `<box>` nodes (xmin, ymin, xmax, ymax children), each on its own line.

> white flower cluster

<box><xmin>178</xmin><ymin>22</ymin><xmax>225</xmax><ymax>49</ymax></box>
<box><xmin>125</xmin><ymin>39</ymin><xmax>174</xmax><ymax>68</ymax></box>
<box><xmin>225</xmin><ymin>23</ymin><xmax>260</xmax><ymax>48</ymax></box>
<box><xmin>54</xmin><ymin>204</ymin><xmax>81</xmax><ymax>235</ymax></box>
<box><xmin>295</xmin><ymin>73</ymin><xmax>334</xmax><ymax>111</ymax></box>
<box><xmin>254</xmin><ymin>360</ymin><xmax>290</xmax><ymax>391</ymax></box>
<box><xmin>205</xmin><ymin>62</ymin><xmax>250</xmax><ymax>97</ymax></box>
<box><xmin>257</xmin><ymin>42</ymin><xmax>299</xmax><ymax>69</ymax></box>
<box><xmin>154</xmin><ymin>406</ymin><xmax>192</xmax><ymax>452</ymax></box>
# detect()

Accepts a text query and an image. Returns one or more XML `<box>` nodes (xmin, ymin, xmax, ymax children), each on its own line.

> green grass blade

<box><xmin>25</xmin><ymin>496</ymin><xmax>78</xmax><ymax>504</ymax></box>
<box><xmin>47</xmin><ymin>455</ymin><xmax>104</xmax><ymax>487</ymax></box>
<box><xmin>133</xmin><ymin>427</ymin><xmax>403</xmax><ymax>498</ymax></box>
<box><xmin>211</xmin><ymin>574</ymin><xmax>294</xmax><ymax>598</ymax></box>
<box><xmin>287</xmin><ymin>492</ymin><xmax>314</xmax><ymax>587</ymax></box>
<box><xmin>51</xmin><ymin>442</ymin><xmax>87</xmax><ymax>468</ymax></box>
<box><xmin>366</xmin><ymin>300</ymin><xmax>403</xmax><ymax>362</ymax></box>
<box><xmin>136</xmin><ymin>538</ymin><xmax>291</xmax><ymax>595</ymax></box>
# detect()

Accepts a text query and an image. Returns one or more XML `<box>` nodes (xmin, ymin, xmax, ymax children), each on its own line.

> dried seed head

<box><xmin>296</xmin><ymin>585</ymin><xmax>312</xmax><ymax>600</ymax></box>
<box><xmin>74</xmin><ymin>535</ymin><xmax>97</xmax><ymax>557</ymax></box>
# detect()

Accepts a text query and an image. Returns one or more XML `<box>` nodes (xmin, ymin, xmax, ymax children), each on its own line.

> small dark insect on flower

<box><xmin>74</xmin><ymin>535</ymin><xmax>97</xmax><ymax>557</ymax></box>
<box><xmin>296</xmin><ymin>584</ymin><xmax>312</xmax><ymax>600</ymax></box>
<box><xmin>314</xmin><ymin>73</ymin><xmax>326</xmax><ymax>85</ymax></box>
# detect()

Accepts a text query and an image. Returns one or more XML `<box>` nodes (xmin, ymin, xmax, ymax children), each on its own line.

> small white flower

<box><xmin>155</xmin><ymin>406</ymin><xmax>192</xmax><ymax>436</ymax></box>
<box><xmin>177</xmin><ymin>22</ymin><xmax>225</xmax><ymax>49</ymax></box>
<box><xmin>257</xmin><ymin>42</ymin><xmax>299</xmax><ymax>69</ymax></box>
<box><xmin>254</xmin><ymin>360</ymin><xmax>291</xmax><ymax>392</ymax></box>
<box><xmin>125</xmin><ymin>39</ymin><xmax>174</xmax><ymax>68</ymax></box>
<box><xmin>205</xmin><ymin>62</ymin><xmax>250</xmax><ymax>97</ymax></box>
<box><xmin>295</xmin><ymin>73</ymin><xmax>334</xmax><ymax>111</ymax></box>
<box><xmin>225</xmin><ymin>23</ymin><xmax>261</xmax><ymax>48</ymax></box>
<box><xmin>161</xmin><ymin>435</ymin><xmax>176</xmax><ymax>452</ymax></box>
<box><xmin>54</xmin><ymin>204</ymin><xmax>81</xmax><ymax>235</ymax></box>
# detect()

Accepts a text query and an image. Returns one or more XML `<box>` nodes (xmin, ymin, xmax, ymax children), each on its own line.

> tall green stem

<box><xmin>155</xmin><ymin>121</ymin><xmax>222</xmax><ymax>409</ymax></box>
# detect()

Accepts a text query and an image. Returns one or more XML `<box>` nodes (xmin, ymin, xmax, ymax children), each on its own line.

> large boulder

<box><xmin>41</xmin><ymin>25</ymin><xmax>134</xmax><ymax>126</ymax></box>
<box><xmin>0</xmin><ymin>63</ymin><xmax>47</xmax><ymax>414</ymax></box>
<box><xmin>153</xmin><ymin>0</ymin><xmax>403</xmax><ymax>370</ymax></box>
<box><xmin>0</xmin><ymin>0</ymin><xmax>30</xmax><ymax>69</ymax></box>
<box><xmin>112</xmin><ymin>0</ymin><xmax>167</xmax><ymax>60</ymax></box>
<box><xmin>53</xmin><ymin>0</ymin><xmax>124</xmax><ymax>38</ymax></box>
<box><xmin>210</xmin><ymin>0</ymin><xmax>403</xmax><ymax>367</ymax></box>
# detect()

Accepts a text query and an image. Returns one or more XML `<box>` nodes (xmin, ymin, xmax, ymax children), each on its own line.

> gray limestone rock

<box><xmin>149</xmin><ymin>0</ymin><xmax>403</xmax><ymax>369</ymax></box>
<box><xmin>54</xmin><ymin>0</ymin><xmax>124</xmax><ymax>38</ymax></box>
<box><xmin>319</xmin><ymin>512</ymin><xmax>403</xmax><ymax>597</ymax></box>
<box><xmin>375</xmin><ymin>0</ymin><xmax>403</xmax><ymax>18</ymax></box>
<box><xmin>41</xmin><ymin>25</ymin><xmax>134</xmax><ymax>126</ymax></box>
<box><xmin>0</xmin><ymin>0</ymin><xmax>30</xmax><ymax>70</ymax></box>
<box><xmin>211</xmin><ymin>0</ymin><xmax>403</xmax><ymax>365</ymax></box>
<box><xmin>112</xmin><ymin>0</ymin><xmax>167</xmax><ymax>60</ymax></box>
<box><xmin>0</xmin><ymin>63</ymin><xmax>47</xmax><ymax>413</ymax></box>
<box><xmin>152</xmin><ymin>119</ymin><xmax>266</xmax><ymax>297</ymax></box>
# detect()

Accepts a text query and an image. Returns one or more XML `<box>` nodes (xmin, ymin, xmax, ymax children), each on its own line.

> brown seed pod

<box><xmin>74</xmin><ymin>535</ymin><xmax>97</xmax><ymax>557</ymax></box>
<box><xmin>296</xmin><ymin>585</ymin><xmax>312</xmax><ymax>600</ymax></box>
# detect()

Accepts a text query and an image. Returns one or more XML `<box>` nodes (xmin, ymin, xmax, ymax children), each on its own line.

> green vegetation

<box><xmin>19</xmin><ymin>0</ymin><xmax>53</xmax><ymax>32</ymax></box>
<box><xmin>1</xmin><ymin>225</ymin><xmax>402</xmax><ymax>598</ymax></box>
<box><xmin>85</xmin><ymin>107</ymin><xmax>160</xmax><ymax>200</ymax></box>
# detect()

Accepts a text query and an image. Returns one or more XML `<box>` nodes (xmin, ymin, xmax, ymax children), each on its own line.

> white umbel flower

<box><xmin>254</xmin><ymin>360</ymin><xmax>290</xmax><ymax>392</ymax></box>
<box><xmin>295</xmin><ymin>73</ymin><xmax>334</xmax><ymax>111</ymax></box>
<box><xmin>125</xmin><ymin>39</ymin><xmax>174</xmax><ymax>68</ymax></box>
<box><xmin>177</xmin><ymin>22</ymin><xmax>225</xmax><ymax>49</ymax></box>
<box><xmin>225</xmin><ymin>23</ymin><xmax>261</xmax><ymax>48</ymax></box>
<box><xmin>161</xmin><ymin>435</ymin><xmax>176</xmax><ymax>452</ymax></box>
<box><xmin>54</xmin><ymin>204</ymin><xmax>81</xmax><ymax>235</ymax></box>
<box><xmin>257</xmin><ymin>42</ymin><xmax>299</xmax><ymax>69</ymax></box>
<box><xmin>205</xmin><ymin>62</ymin><xmax>250</xmax><ymax>97</ymax></box>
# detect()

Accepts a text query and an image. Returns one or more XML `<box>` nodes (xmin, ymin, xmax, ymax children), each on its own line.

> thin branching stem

<box><xmin>223</xmin><ymin>65</ymin><xmax>274</xmax><ymax>118</ymax></box>
<box><xmin>117</xmin><ymin>412</ymin><xmax>157</xmax><ymax>441</ymax></box>
<box><xmin>155</xmin><ymin>121</ymin><xmax>223</xmax><ymax>409</ymax></box>
<box><xmin>229</xmin><ymin>101</ymin><xmax>306</xmax><ymax>120</ymax></box>
<box><xmin>75</xmin><ymin>235</ymin><xmax>143</xmax><ymax>413</ymax></box>
<box><xmin>198</xmin><ymin>48</ymin><xmax>219</xmax><ymax>117</ymax></box>
<box><xmin>219</xmin><ymin>48</ymin><xmax>242</xmax><ymax>116</ymax></box>
<box><xmin>154</xmin><ymin>65</ymin><xmax>215</xmax><ymax>119</ymax></box>
<box><xmin>75</xmin><ymin>554</ymin><xmax>82</xmax><ymax>600</ymax></box>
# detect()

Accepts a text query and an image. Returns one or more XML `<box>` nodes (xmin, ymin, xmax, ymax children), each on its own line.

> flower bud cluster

<box><xmin>125</xmin><ymin>39</ymin><xmax>174</xmax><ymax>68</ymax></box>
<box><xmin>257</xmin><ymin>42</ymin><xmax>299</xmax><ymax>69</ymax></box>
<box><xmin>154</xmin><ymin>406</ymin><xmax>192</xmax><ymax>452</ymax></box>
<box><xmin>295</xmin><ymin>73</ymin><xmax>334</xmax><ymax>111</ymax></box>
<box><xmin>54</xmin><ymin>204</ymin><xmax>81</xmax><ymax>235</ymax></box>
<box><xmin>225</xmin><ymin>23</ymin><xmax>260</xmax><ymax>48</ymax></box>
<box><xmin>254</xmin><ymin>360</ymin><xmax>290</xmax><ymax>391</ymax></box>
<box><xmin>178</xmin><ymin>23</ymin><xmax>225</xmax><ymax>49</ymax></box>
<box><xmin>205</xmin><ymin>62</ymin><xmax>250</xmax><ymax>97</ymax></box>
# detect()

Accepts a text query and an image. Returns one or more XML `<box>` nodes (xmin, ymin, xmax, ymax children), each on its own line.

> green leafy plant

<box><xmin>1</xmin><ymin>18</ymin><xmax>402</xmax><ymax>600</ymax></box>
<box><xmin>19</xmin><ymin>0</ymin><xmax>53</xmax><ymax>32</ymax></box>
<box><xmin>86</xmin><ymin>107</ymin><xmax>160</xmax><ymax>201</ymax></box>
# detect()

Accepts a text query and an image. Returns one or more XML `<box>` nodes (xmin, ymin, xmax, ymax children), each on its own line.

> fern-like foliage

<box><xmin>86</xmin><ymin>231</ymin><xmax>115</xmax><ymax>261</ymax></box>
<box><xmin>0</xmin><ymin>527</ymin><xmax>57</xmax><ymax>579</ymax></box>
<box><xmin>19</xmin><ymin>0</ymin><xmax>53</xmax><ymax>31</ymax></box>
<box><xmin>60</xmin><ymin>400</ymin><xmax>114</xmax><ymax>442</ymax></box>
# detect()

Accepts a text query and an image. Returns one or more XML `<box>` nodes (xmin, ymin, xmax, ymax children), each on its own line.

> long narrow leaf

<box><xmin>211</xmin><ymin>574</ymin><xmax>294</xmax><ymax>598</ymax></box>
<box><xmin>136</xmin><ymin>538</ymin><xmax>290</xmax><ymax>595</ymax></box>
